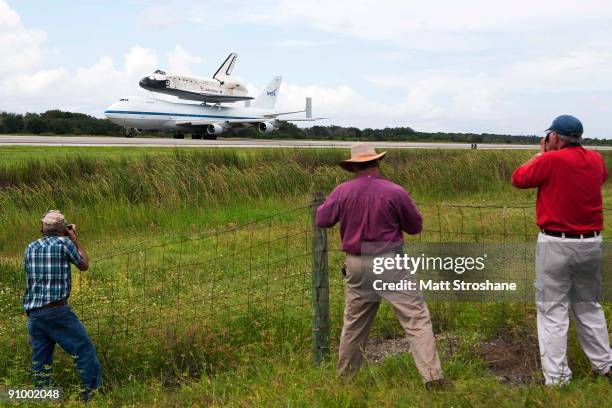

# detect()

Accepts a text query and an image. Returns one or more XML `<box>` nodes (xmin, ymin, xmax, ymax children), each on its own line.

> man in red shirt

<box><xmin>512</xmin><ymin>115</ymin><xmax>612</xmax><ymax>386</ymax></box>
<box><xmin>316</xmin><ymin>143</ymin><xmax>446</xmax><ymax>389</ymax></box>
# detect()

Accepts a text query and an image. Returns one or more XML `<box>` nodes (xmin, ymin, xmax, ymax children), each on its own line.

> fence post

<box><xmin>311</xmin><ymin>191</ymin><xmax>330</xmax><ymax>364</ymax></box>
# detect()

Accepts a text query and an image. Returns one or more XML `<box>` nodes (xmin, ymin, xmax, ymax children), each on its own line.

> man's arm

<box><xmin>511</xmin><ymin>153</ymin><xmax>549</xmax><ymax>189</ymax></box>
<box><xmin>315</xmin><ymin>187</ymin><xmax>341</xmax><ymax>228</ymax></box>
<box><xmin>65</xmin><ymin>226</ymin><xmax>89</xmax><ymax>271</ymax></box>
<box><xmin>396</xmin><ymin>189</ymin><xmax>423</xmax><ymax>235</ymax></box>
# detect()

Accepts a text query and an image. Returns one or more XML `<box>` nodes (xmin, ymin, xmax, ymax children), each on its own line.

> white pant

<box><xmin>536</xmin><ymin>232</ymin><xmax>612</xmax><ymax>385</ymax></box>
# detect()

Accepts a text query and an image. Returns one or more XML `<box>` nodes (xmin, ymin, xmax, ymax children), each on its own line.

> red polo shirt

<box><xmin>512</xmin><ymin>146</ymin><xmax>608</xmax><ymax>233</ymax></box>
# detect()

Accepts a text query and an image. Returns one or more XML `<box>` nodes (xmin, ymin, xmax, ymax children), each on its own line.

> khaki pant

<box><xmin>337</xmin><ymin>254</ymin><xmax>444</xmax><ymax>382</ymax></box>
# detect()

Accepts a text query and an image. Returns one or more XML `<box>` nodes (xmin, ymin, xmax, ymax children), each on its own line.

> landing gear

<box><xmin>124</xmin><ymin>128</ymin><xmax>139</xmax><ymax>138</ymax></box>
<box><xmin>191</xmin><ymin>131</ymin><xmax>216</xmax><ymax>140</ymax></box>
<box><xmin>173</xmin><ymin>133</ymin><xmax>185</xmax><ymax>139</ymax></box>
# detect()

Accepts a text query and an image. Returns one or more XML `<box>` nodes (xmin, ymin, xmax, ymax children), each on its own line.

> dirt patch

<box><xmin>365</xmin><ymin>333</ymin><xmax>460</xmax><ymax>364</ymax></box>
<box><xmin>365</xmin><ymin>332</ymin><xmax>541</xmax><ymax>386</ymax></box>
<box><xmin>365</xmin><ymin>336</ymin><xmax>412</xmax><ymax>363</ymax></box>
<box><xmin>479</xmin><ymin>334</ymin><xmax>541</xmax><ymax>386</ymax></box>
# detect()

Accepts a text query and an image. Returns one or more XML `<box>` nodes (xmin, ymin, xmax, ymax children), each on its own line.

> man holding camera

<box><xmin>316</xmin><ymin>143</ymin><xmax>446</xmax><ymax>389</ymax></box>
<box><xmin>512</xmin><ymin>115</ymin><xmax>612</xmax><ymax>386</ymax></box>
<box><xmin>23</xmin><ymin>210</ymin><xmax>101</xmax><ymax>400</ymax></box>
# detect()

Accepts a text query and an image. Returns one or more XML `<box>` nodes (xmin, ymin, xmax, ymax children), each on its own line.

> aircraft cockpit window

<box><xmin>154</xmin><ymin>70</ymin><xmax>166</xmax><ymax>75</ymax></box>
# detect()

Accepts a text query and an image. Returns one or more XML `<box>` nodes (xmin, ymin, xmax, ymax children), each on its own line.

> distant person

<box><xmin>23</xmin><ymin>210</ymin><xmax>101</xmax><ymax>401</ymax></box>
<box><xmin>316</xmin><ymin>143</ymin><xmax>448</xmax><ymax>389</ymax></box>
<box><xmin>512</xmin><ymin>115</ymin><xmax>612</xmax><ymax>386</ymax></box>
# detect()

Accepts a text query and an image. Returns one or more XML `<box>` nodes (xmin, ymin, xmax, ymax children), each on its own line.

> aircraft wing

<box><xmin>281</xmin><ymin>118</ymin><xmax>327</xmax><ymax>121</ymax></box>
<box><xmin>264</xmin><ymin>110</ymin><xmax>305</xmax><ymax>118</ymax></box>
<box><xmin>176</xmin><ymin>117</ymin><xmax>326</xmax><ymax>127</ymax></box>
<box><xmin>175</xmin><ymin>118</ymin><xmax>268</xmax><ymax>127</ymax></box>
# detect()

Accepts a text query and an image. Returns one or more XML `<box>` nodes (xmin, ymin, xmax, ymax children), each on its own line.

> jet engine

<box><xmin>206</xmin><ymin>124</ymin><xmax>226</xmax><ymax>135</ymax></box>
<box><xmin>258</xmin><ymin>122</ymin><xmax>278</xmax><ymax>133</ymax></box>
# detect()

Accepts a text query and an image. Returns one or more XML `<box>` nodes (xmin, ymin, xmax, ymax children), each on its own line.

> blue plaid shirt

<box><xmin>23</xmin><ymin>236</ymin><xmax>84</xmax><ymax>312</ymax></box>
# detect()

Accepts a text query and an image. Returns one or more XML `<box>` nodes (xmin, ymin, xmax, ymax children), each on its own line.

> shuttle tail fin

<box><xmin>252</xmin><ymin>76</ymin><xmax>282</xmax><ymax>110</ymax></box>
<box><xmin>213</xmin><ymin>53</ymin><xmax>237</xmax><ymax>83</ymax></box>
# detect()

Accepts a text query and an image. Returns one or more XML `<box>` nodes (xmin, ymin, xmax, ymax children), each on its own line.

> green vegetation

<box><xmin>4</xmin><ymin>109</ymin><xmax>611</xmax><ymax>143</ymax></box>
<box><xmin>0</xmin><ymin>111</ymin><xmax>120</xmax><ymax>136</ymax></box>
<box><xmin>1</xmin><ymin>147</ymin><xmax>611</xmax><ymax>406</ymax></box>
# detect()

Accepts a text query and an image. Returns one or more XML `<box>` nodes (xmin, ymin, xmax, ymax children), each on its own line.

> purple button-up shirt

<box><xmin>315</xmin><ymin>173</ymin><xmax>423</xmax><ymax>255</ymax></box>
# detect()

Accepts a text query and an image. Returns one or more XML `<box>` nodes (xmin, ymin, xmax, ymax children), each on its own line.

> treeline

<box><xmin>0</xmin><ymin>110</ymin><xmax>121</xmax><ymax>135</ymax></box>
<box><xmin>1</xmin><ymin>110</ymin><xmax>610</xmax><ymax>145</ymax></box>
<box><xmin>235</xmin><ymin>122</ymin><xmax>611</xmax><ymax>145</ymax></box>
<box><xmin>235</xmin><ymin>123</ymin><xmax>544</xmax><ymax>144</ymax></box>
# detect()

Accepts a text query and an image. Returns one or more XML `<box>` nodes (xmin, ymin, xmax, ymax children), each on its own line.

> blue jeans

<box><xmin>27</xmin><ymin>304</ymin><xmax>102</xmax><ymax>394</ymax></box>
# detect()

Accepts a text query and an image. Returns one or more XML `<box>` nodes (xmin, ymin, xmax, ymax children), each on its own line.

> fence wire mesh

<box><xmin>1</xmin><ymin>203</ymin><xmax>610</xmax><ymax>386</ymax></box>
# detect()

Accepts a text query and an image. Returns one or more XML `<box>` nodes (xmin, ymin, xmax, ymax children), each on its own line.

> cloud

<box><xmin>124</xmin><ymin>46</ymin><xmax>159</xmax><ymax>76</ymax></box>
<box><xmin>138</xmin><ymin>7</ymin><xmax>181</xmax><ymax>30</ymax></box>
<box><xmin>166</xmin><ymin>45</ymin><xmax>204</xmax><ymax>74</ymax></box>
<box><xmin>0</xmin><ymin>45</ymin><xmax>159</xmax><ymax>114</ymax></box>
<box><xmin>2</xmin><ymin>0</ymin><xmax>612</xmax><ymax>137</ymax></box>
<box><xmin>274</xmin><ymin>0</ymin><xmax>612</xmax><ymax>39</ymax></box>
<box><xmin>272</xmin><ymin>39</ymin><xmax>338</xmax><ymax>48</ymax></box>
<box><xmin>0</xmin><ymin>0</ymin><xmax>46</xmax><ymax>76</ymax></box>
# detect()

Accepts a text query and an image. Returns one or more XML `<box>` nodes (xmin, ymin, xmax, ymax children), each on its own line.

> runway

<box><xmin>1</xmin><ymin>135</ymin><xmax>610</xmax><ymax>150</ymax></box>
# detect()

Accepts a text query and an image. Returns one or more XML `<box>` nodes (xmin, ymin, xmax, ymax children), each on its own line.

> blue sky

<box><xmin>2</xmin><ymin>0</ymin><xmax>612</xmax><ymax>137</ymax></box>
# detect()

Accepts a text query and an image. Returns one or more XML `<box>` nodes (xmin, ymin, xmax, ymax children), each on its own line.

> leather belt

<box><xmin>541</xmin><ymin>230</ymin><xmax>600</xmax><ymax>239</ymax></box>
<box><xmin>26</xmin><ymin>299</ymin><xmax>67</xmax><ymax>316</ymax></box>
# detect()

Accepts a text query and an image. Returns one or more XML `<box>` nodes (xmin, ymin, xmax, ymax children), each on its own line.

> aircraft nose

<box><xmin>139</xmin><ymin>77</ymin><xmax>150</xmax><ymax>87</ymax></box>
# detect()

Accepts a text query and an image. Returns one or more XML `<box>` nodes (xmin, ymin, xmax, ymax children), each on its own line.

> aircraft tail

<box><xmin>252</xmin><ymin>76</ymin><xmax>282</xmax><ymax>110</ymax></box>
<box><xmin>213</xmin><ymin>53</ymin><xmax>237</xmax><ymax>82</ymax></box>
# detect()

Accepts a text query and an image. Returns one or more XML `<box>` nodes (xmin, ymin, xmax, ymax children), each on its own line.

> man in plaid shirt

<box><xmin>23</xmin><ymin>210</ymin><xmax>101</xmax><ymax>401</ymax></box>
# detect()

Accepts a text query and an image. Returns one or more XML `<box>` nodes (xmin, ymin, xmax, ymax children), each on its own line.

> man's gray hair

<box><xmin>558</xmin><ymin>133</ymin><xmax>582</xmax><ymax>145</ymax></box>
<box><xmin>42</xmin><ymin>223</ymin><xmax>65</xmax><ymax>236</ymax></box>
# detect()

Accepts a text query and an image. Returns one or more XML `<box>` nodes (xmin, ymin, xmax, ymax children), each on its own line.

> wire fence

<box><xmin>1</xmin><ymin>201</ymin><xmax>609</xmax><ymax>387</ymax></box>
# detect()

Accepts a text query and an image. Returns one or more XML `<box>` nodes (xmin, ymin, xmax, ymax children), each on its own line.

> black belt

<box><xmin>26</xmin><ymin>299</ymin><xmax>67</xmax><ymax>316</ymax></box>
<box><xmin>541</xmin><ymin>230</ymin><xmax>600</xmax><ymax>239</ymax></box>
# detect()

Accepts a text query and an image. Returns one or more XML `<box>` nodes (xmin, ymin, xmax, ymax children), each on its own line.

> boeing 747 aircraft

<box><xmin>105</xmin><ymin>76</ymin><xmax>320</xmax><ymax>139</ymax></box>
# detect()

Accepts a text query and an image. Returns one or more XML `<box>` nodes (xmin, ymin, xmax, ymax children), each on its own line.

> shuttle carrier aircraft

<box><xmin>105</xmin><ymin>76</ymin><xmax>319</xmax><ymax>139</ymax></box>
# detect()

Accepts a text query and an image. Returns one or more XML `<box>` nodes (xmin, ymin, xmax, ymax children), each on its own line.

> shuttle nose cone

<box><xmin>139</xmin><ymin>76</ymin><xmax>165</xmax><ymax>91</ymax></box>
<box><xmin>139</xmin><ymin>76</ymin><xmax>150</xmax><ymax>88</ymax></box>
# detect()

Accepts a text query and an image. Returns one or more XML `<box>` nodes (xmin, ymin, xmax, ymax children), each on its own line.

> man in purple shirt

<box><xmin>316</xmin><ymin>143</ymin><xmax>446</xmax><ymax>389</ymax></box>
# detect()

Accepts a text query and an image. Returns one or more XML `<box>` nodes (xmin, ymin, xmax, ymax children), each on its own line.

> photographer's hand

<box><xmin>67</xmin><ymin>225</ymin><xmax>89</xmax><ymax>271</ymax></box>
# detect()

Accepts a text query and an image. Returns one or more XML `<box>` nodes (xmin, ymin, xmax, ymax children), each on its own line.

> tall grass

<box><xmin>2</xmin><ymin>147</ymin><xmax>611</xmax><ymax>406</ymax></box>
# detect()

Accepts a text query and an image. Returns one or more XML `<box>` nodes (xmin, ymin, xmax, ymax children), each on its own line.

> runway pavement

<box><xmin>1</xmin><ymin>134</ymin><xmax>609</xmax><ymax>150</ymax></box>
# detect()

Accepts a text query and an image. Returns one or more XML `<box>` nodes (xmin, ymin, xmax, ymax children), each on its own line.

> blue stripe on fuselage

<box><xmin>104</xmin><ymin>110</ymin><xmax>258</xmax><ymax>120</ymax></box>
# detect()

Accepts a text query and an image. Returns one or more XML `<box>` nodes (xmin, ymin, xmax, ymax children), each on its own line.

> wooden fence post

<box><xmin>311</xmin><ymin>191</ymin><xmax>330</xmax><ymax>364</ymax></box>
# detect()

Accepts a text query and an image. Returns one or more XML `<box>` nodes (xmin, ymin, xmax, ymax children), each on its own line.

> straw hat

<box><xmin>339</xmin><ymin>142</ymin><xmax>386</xmax><ymax>172</ymax></box>
<box><xmin>41</xmin><ymin>210</ymin><xmax>66</xmax><ymax>228</ymax></box>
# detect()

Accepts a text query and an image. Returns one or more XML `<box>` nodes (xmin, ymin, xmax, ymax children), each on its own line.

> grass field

<box><xmin>1</xmin><ymin>146</ymin><xmax>611</xmax><ymax>407</ymax></box>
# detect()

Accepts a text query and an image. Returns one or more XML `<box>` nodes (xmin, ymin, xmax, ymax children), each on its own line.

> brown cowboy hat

<box><xmin>339</xmin><ymin>142</ymin><xmax>386</xmax><ymax>172</ymax></box>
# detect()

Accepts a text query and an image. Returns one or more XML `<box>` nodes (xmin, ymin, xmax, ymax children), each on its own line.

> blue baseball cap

<box><xmin>546</xmin><ymin>115</ymin><xmax>583</xmax><ymax>137</ymax></box>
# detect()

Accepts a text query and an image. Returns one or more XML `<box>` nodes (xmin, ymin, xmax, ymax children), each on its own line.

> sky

<box><xmin>1</xmin><ymin>0</ymin><xmax>612</xmax><ymax>137</ymax></box>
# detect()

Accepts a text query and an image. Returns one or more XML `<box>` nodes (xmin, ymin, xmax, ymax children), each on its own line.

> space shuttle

<box><xmin>138</xmin><ymin>53</ymin><xmax>253</xmax><ymax>104</ymax></box>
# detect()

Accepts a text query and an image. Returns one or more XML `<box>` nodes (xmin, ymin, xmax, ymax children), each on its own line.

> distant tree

<box><xmin>1</xmin><ymin>113</ymin><xmax>25</xmax><ymax>133</ymax></box>
<box><xmin>25</xmin><ymin>113</ymin><xmax>47</xmax><ymax>134</ymax></box>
